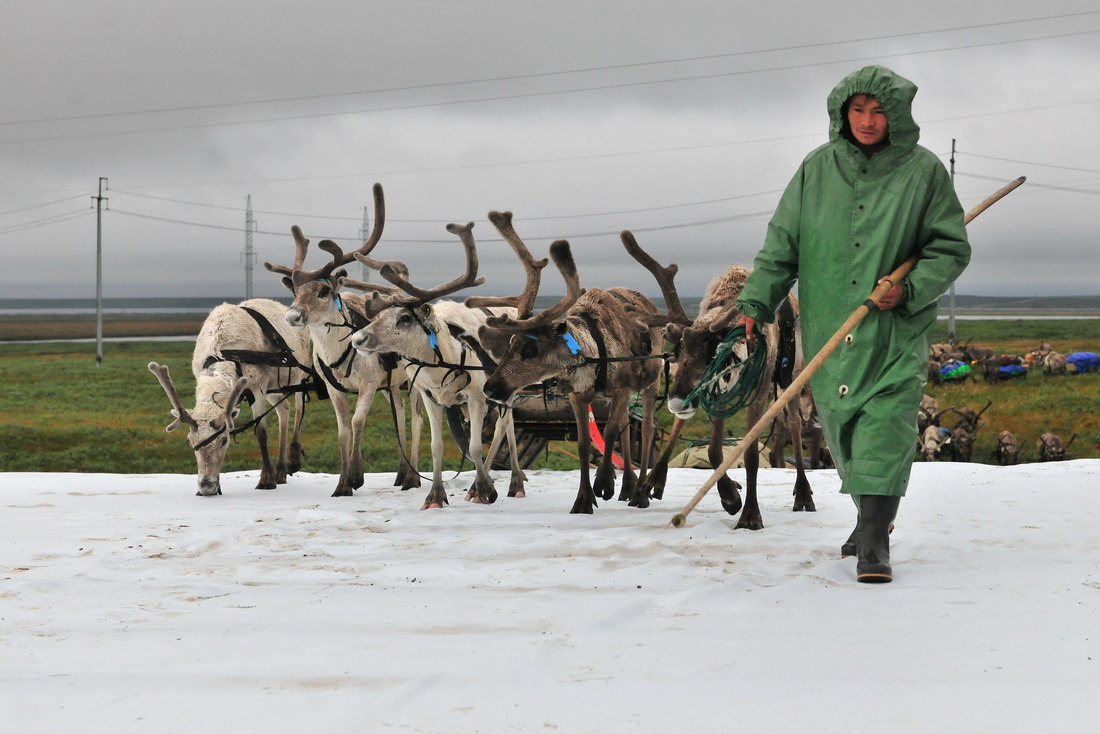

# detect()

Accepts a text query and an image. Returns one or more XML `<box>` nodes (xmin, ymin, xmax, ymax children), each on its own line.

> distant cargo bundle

<box><xmin>1066</xmin><ymin>352</ymin><xmax>1100</xmax><ymax>373</ymax></box>
<box><xmin>939</xmin><ymin>359</ymin><xmax>971</xmax><ymax>381</ymax></box>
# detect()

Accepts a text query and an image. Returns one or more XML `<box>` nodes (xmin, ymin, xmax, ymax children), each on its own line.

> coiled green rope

<box><xmin>684</xmin><ymin>324</ymin><xmax>770</xmax><ymax>419</ymax></box>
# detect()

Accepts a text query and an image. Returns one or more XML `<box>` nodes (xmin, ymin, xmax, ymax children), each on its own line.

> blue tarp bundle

<box><xmin>1066</xmin><ymin>352</ymin><xmax>1100</xmax><ymax>373</ymax></box>
<box><xmin>939</xmin><ymin>359</ymin><xmax>971</xmax><ymax>380</ymax></box>
<box><xmin>998</xmin><ymin>364</ymin><xmax>1027</xmax><ymax>378</ymax></box>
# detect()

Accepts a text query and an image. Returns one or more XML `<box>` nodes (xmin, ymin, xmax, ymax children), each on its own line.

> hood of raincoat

<box><xmin>828</xmin><ymin>65</ymin><xmax>920</xmax><ymax>158</ymax></box>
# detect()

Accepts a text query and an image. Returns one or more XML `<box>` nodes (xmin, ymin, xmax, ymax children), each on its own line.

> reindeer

<box><xmin>994</xmin><ymin>430</ymin><xmax>1019</xmax><ymax>466</ymax></box>
<box><xmin>349</xmin><ymin>221</ymin><xmax>529</xmax><ymax>510</ymax></box>
<box><xmin>951</xmin><ymin>401</ymin><xmax>992</xmax><ymax>435</ymax></box>
<box><xmin>1042</xmin><ymin>351</ymin><xmax>1068</xmax><ymax>376</ymax></box>
<box><xmin>148</xmin><ymin>298</ymin><xmax>311</xmax><ymax>496</ymax></box>
<box><xmin>1037</xmin><ymin>432</ymin><xmax>1076</xmax><ymax>462</ymax></box>
<box><xmin>476</xmin><ymin>213</ymin><xmax>663</xmax><ymax>514</ymax></box>
<box><xmin>949</xmin><ymin>427</ymin><xmax>975</xmax><ymax>462</ymax></box>
<box><xmin>919</xmin><ymin>424</ymin><xmax>949</xmax><ymax>462</ymax></box>
<box><xmin>917</xmin><ymin>394</ymin><xmax>943</xmax><ymax>435</ymax></box>
<box><xmin>263</xmin><ymin>183</ymin><xmax>423</xmax><ymax>497</ymax></box>
<box><xmin>633</xmin><ymin>258</ymin><xmax>814</xmax><ymax>530</ymax></box>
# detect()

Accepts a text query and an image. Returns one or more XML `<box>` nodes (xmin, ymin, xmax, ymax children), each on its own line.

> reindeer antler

<box><xmin>263</xmin><ymin>225</ymin><xmax>312</xmax><ymax>279</ymax></box>
<box><xmin>264</xmin><ymin>182</ymin><xmax>386</xmax><ymax>287</ymax></box>
<box><xmin>464</xmin><ymin>211</ymin><xmax>549</xmax><ymax>318</ymax></box>
<box><xmin>620</xmin><ymin>230</ymin><xmax>691</xmax><ymax>327</ymax></box>
<box><xmin>358</xmin><ymin>221</ymin><xmax>486</xmax><ymax>306</ymax></box>
<box><xmin>484</xmin><ymin>239</ymin><xmax>585</xmax><ymax>332</ymax></box>
<box><xmin>148</xmin><ymin>362</ymin><xmax>198</xmax><ymax>432</ymax></box>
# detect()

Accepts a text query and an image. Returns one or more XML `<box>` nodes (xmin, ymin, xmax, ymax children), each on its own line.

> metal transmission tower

<box><xmin>358</xmin><ymin>205</ymin><xmax>371</xmax><ymax>281</ymax></box>
<box><xmin>242</xmin><ymin>195</ymin><xmax>257</xmax><ymax>299</ymax></box>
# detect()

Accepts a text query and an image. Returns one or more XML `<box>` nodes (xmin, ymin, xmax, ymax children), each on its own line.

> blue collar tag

<box><xmin>428</xmin><ymin>329</ymin><xmax>439</xmax><ymax>349</ymax></box>
<box><xmin>562</xmin><ymin>332</ymin><xmax>582</xmax><ymax>355</ymax></box>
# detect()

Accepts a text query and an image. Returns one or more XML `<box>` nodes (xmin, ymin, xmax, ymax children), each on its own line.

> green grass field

<box><xmin>1</xmin><ymin>318</ymin><xmax>1098</xmax><ymax>478</ymax></box>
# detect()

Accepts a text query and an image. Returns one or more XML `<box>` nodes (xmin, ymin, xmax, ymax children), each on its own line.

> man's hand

<box><xmin>876</xmin><ymin>277</ymin><xmax>904</xmax><ymax>310</ymax></box>
<box><xmin>737</xmin><ymin>314</ymin><xmax>758</xmax><ymax>343</ymax></box>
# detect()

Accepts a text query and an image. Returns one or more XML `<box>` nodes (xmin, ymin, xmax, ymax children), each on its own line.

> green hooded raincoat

<box><xmin>735</xmin><ymin>66</ymin><xmax>971</xmax><ymax>497</ymax></box>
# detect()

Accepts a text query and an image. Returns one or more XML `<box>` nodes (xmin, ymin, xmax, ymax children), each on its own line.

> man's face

<box><xmin>847</xmin><ymin>94</ymin><xmax>888</xmax><ymax>149</ymax></box>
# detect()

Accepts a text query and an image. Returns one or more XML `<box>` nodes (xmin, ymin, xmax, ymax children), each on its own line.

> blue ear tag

<box><xmin>333</xmin><ymin>294</ymin><xmax>343</xmax><ymax>312</ymax></box>
<box><xmin>562</xmin><ymin>332</ymin><xmax>582</xmax><ymax>355</ymax></box>
<box><xmin>428</xmin><ymin>330</ymin><xmax>439</xmax><ymax>349</ymax></box>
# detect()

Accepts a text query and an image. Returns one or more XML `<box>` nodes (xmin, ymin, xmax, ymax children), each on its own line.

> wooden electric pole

<box><xmin>93</xmin><ymin>177</ymin><xmax>108</xmax><ymax>366</ymax></box>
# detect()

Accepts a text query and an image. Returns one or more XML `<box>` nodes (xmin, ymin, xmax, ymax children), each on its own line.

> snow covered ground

<box><xmin>3</xmin><ymin>461</ymin><xmax>1098</xmax><ymax>733</ymax></box>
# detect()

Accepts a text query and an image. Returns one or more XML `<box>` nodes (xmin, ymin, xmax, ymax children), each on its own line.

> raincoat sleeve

<box><xmin>897</xmin><ymin>162</ymin><xmax>970</xmax><ymax>314</ymax></box>
<box><xmin>735</xmin><ymin>166</ymin><xmax>804</xmax><ymax>322</ymax></box>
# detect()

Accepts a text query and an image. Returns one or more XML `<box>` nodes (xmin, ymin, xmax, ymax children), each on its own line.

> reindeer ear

<box><xmin>281</xmin><ymin>276</ymin><xmax>295</xmax><ymax>291</ymax></box>
<box><xmin>417</xmin><ymin>302</ymin><xmax>434</xmax><ymax>319</ymax></box>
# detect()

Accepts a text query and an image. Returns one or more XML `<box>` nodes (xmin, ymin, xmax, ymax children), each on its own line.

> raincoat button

<box><xmin>845</xmin><ymin>334</ymin><xmax>854</xmax><ymax>346</ymax></box>
<box><xmin>839</xmin><ymin>385</ymin><xmax>849</xmax><ymax>397</ymax></box>
<box><xmin>854</xmin><ymin>242</ymin><xmax>861</xmax><ymax>248</ymax></box>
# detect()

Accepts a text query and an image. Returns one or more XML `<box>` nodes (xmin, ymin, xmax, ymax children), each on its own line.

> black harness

<box><xmin>193</xmin><ymin>306</ymin><xmax>320</xmax><ymax>451</ymax></box>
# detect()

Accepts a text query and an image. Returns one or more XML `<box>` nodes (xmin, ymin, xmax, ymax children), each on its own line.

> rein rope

<box><xmin>685</xmin><ymin>324</ymin><xmax>770</xmax><ymax>419</ymax></box>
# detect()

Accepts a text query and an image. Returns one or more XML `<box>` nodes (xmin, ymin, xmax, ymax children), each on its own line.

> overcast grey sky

<box><xmin>2</xmin><ymin>0</ymin><xmax>1098</xmax><ymax>301</ymax></box>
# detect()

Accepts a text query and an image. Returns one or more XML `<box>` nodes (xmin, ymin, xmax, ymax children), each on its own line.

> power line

<box><xmin>108</xmin><ymin>185</ymin><xmax>785</xmax><ymax>222</ymax></box>
<box><xmin>3</xmin><ymin>10</ymin><xmax>1096</xmax><ymax>127</ymax></box>
<box><xmin>960</xmin><ymin>151</ymin><xmax>1100</xmax><ymax>175</ymax></box>
<box><xmin>0</xmin><ymin>194</ymin><xmax>88</xmax><ymax>218</ymax></box>
<box><xmin>3</xmin><ymin>28</ymin><xmax>1097</xmax><ymax>147</ymax></box>
<box><xmin>0</xmin><ymin>209</ymin><xmax>91</xmax><ymax>236</ymax></box>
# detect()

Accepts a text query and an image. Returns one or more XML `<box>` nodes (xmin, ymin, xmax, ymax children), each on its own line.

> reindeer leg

<box><xmin>735</xmin><ymin>410</ymin><xmax>764</xmax><ymax>530</ymax></box>
<box><xmin>401</xmin><ymin>387</ymin><xmax>424</xmax><ymax>491</ymax></box>
<box><xmin>254</xmin><ymin>412</ymin><xmax>278</xmax><ymax>490</ymax></box>
<box><xmin>569</xmin><ymin>395</ymin><xmax>598</xmax><ymax>514</ymax></box>
<box><xmin>594</xmin><ymin>397</ymin><xmax>627</xmax><ymax>502</ymax></box>
<box><xmin>786</xmin><ymin>405</ymin><xmax>814</xmax><ymax>512</ymax></box>
<box><xmin>463</xmin><ymin>400</ymin><xmax>498</xmax><ymax>505</ymax></box>
<box><xmin>708</xmin><ymin>417</ymin><xmax>742</xmax><ymax>516</ymax></box>
<box><xmin>272</xmin><ymin>396</ymin><xmax>291</xmax><ymax>484</ymax></box>
<box><xmin>287</xmin><ymin>391</ymin><xmax>305</xmax><ymax>476</ymax></box>
<box><xmin>421</xmin><ymin>401</ymin><xmax>449</xmax><ymax>509</ymax></box>
<box><xmin>641</xmin><ymin>416</ymin><xmax>685</xmax><ymax>501</ymax></box>
<box><xmin>330</xmin><ymin>391</ymin><xmax>355</xmax><ymax>497</ymax></box>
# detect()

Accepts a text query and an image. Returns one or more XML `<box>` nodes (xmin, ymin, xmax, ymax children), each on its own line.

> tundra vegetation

<box><xmin>1</xmin><ymin>319</ymin><xmax>1099</xmax><ymax>476</ymax></box>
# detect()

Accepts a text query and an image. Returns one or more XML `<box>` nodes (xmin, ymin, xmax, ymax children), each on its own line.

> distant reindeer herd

<box><xmin>149</xmin><ymin>182</ymin><xmax>1095</xmax><ymax>518</ymax></box>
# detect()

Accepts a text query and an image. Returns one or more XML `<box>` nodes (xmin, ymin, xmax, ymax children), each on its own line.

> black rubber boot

<box><xmin>855</xmin><ymin>495</ymin><xmax>901</xmax><ymax>583</ymax></box>
<box><xmin>841</xmin><ymin>527</ymin><xmax>858</xmax><ymax>558</ymax></box>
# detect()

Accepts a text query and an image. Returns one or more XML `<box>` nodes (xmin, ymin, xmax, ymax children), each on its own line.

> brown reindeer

<box><xmin>475</xmin><ymin>213</ymin><xmax>663</xmax><ymax>513</ymax></box>
<box><xmin>348</xmin><ymin>222</ymin><xmax>531</xmax><ymax>510</ymax></box>
<box><xmin>635</xmin><ymin>261</ymin><xmax>814</xmax><ymax>530</ymax></box>
<box><xmin>994</xmin><ymin>430</ymin><xmax>1019</xmax><ymax>466</ymax></box>
<box><xmin>1037</xmin><ymin>432</ymin><xmax>1076</xmax><ymax>462</ymax></box>
<box><xmin>263</xmin><ymin>183</ymin><xmax>423</xmax><ymax>497</ymax></box>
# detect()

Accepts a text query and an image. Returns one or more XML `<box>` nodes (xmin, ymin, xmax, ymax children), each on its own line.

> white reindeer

<box><xmin>350</xmin><ymin>221</ymin><xmax>528</xmax><ymax>509</ymax></box>
<box><xmin>149</xmin><ymin>298</ymin><xmax>311</xmax><ymax>496</ymax></box>
<box><xmin>263</xmin><ymin>183</ymin><xmax>423</xmax><ymax>497</ymax></box>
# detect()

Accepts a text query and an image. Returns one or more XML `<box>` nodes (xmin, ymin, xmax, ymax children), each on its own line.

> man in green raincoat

<box><xmin>735</xmin><ymin>65</ymin><xmax>971</xmax><ymax>583</ymax></box>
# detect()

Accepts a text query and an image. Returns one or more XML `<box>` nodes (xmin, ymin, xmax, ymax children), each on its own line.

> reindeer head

<box><xmin>264</xmin><ymin>183</ymin><xmax>387</xmax><ymax>330</ymax></box>
<box><xmin>148</xmin><ymin>362</ymin><xmax>251</xmax><ymax>496</ymax></box>
<box><xmin>350</xmin><ymin>222</ymin><xmax>486</xmax><ymax>358</ymax></box>
<box><xmin>660</xmin><ymin>265</ymin><xmax>753</xmax><ymax>419</ymax></box>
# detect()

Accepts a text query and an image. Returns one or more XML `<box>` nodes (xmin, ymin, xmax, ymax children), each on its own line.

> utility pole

<box><xmin>93</xmin><ymin>177</ymin><xmax>108</xmax><ymax>367</ymax></box>
<box><xmin>358</xmin><ymin>205</ymin><xmax>372</xmax><ymax>281</ymax></box>
<box><xmin>948</xmin><ymin>139</ymin><xmax>958</xmax><ymax>344</ymax></box>
<box><xmin>243</xmin><ymin>195</ymin><xmax>257</xmax><ymax>299</ymax></box>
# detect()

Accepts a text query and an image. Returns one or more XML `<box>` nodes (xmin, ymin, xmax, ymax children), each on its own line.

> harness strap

<box><xmin>577</xmin><ymin>313</ymin><xmax>609</xmax><ymax>393</ymax></box>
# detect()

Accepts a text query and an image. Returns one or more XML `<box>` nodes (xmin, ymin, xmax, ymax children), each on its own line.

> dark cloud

<box><xmin>2</xmin><ymin>1</ymin><xmax>1098</xmax><ymax>300</ymax></box>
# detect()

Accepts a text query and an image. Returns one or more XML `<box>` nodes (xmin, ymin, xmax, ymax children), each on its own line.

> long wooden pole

<box><xmin>669</xmin><ymin>176</ymin><xmax>1026</xmax><ymax>528</ymax></box>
